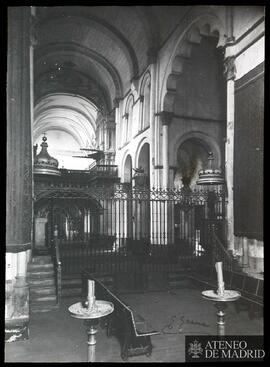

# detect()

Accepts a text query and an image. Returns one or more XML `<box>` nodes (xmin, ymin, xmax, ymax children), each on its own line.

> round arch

<box><xmin>122</xmin><ymin>154</ymin><xmax>133</xmax><ymax>183</ymax></box>
<box><xmin>135</xmin><ymin>137</ymin><xmax>150</xmax><ymax>168</ymax></box>
<box><xmin>160</xmin><ymin>12</ymin><xmax>226</xmax><ymax>112</ymax></box>
<box><xmin>173</xmin><ymin>131</ymin><xmax>222</xmax><ymax>169</ymax></box>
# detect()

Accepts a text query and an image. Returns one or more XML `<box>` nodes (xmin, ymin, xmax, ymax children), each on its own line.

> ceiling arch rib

<box><xmin>37</xmin><ymin>16</ymin><xmax>135</xmax><ymax>92</ymax></box>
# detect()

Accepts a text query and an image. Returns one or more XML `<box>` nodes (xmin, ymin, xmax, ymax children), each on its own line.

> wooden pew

<box><xmin>81</xmin><ymin>271</ymin><xmax>160</xmax><ymax>361</ymax></box>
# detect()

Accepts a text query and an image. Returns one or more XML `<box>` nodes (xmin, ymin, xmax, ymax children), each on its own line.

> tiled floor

<box><xmin>5</xmin><ymin>288</ymin><xmax>263</xmax><ymax>363</ymax></box>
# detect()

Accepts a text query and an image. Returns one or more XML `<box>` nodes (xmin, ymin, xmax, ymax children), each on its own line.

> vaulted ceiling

<box><xmin>33</xmin><ymin>6</ymin><xmax>190</xmax><ymax>161</ymax></box>
<box><xmin>34</xmin><ymin>6</ymin><xmax>190</xmax><ymax>113</ymax></box>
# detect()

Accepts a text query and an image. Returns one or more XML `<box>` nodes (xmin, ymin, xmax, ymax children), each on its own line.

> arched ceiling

<box><xmin>34</xmin><ymin>94</ymin><xmax>97</xmax><ymax>148</ymax></box>
<box><xmin>33</xmin><ymin>5</ymin><xmax>191</xmax><ymax>163</ymax></box>
<box><xmin>34</xmin><ymin>6</ymin><xmax>191</xmax><ymax>112</ymax></box>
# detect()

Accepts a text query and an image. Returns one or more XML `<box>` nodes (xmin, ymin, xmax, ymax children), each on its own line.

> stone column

<box><xmin>114</xmin><ymin>98</ymin><xmax>121</xmax><ymax>155</ymax></box>
<box><xmin>149</xmin><ymin>62</ymin><xmax>156</xmax><ymax>188</ymax></box>
<box><xmin>6</xmin><ymin>6</ymin><xmax>33</xmax><ymax>341</ymax></box>
<box><xmin>224</xmin><ymin>56</ymin><xmax>236</xmax><ymax>252</ymax></box>
<box><xmin>160</xmin><ymin>111</ymin><xmax>173</xmax><ymax>188</ymax></box>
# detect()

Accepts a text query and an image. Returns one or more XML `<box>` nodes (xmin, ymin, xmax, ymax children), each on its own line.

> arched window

<box><xmin>123</xmin><ymin>95</ymin><xmax>134</xmax><ymax>143</ymax></box>
<box><xmin>140</xmin><ymin>74</ymin><xmax>151</xmax><ymax>131</ymax></box>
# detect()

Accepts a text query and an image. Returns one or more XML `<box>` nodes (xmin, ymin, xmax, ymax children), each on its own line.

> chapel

<box><xmin>6</xmin><ymin>5</ymin><xmax>264</xmax><ymax>362</ymax></box>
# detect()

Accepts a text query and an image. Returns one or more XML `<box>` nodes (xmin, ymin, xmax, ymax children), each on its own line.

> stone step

<box><xmin>30</xmin><ymin>287</ymin><xmax>56</xmax><ymax>297</ymax></box>
<box><xmin>31</xmin><ymin>255</ymin><xmax>52</xmax><ymax>265</ymax></box>
<box><xmin>28</xmin><ymin>263</ymin><xmax>54</xmax><ymax>271</ymax></box>
<box><xmin>27</xmin><ymin>278</ymin><xmax>55</xmax><ymax>287</ymax></box>
<box><xmin>30</xmin><ymin>295</ymin><xmax>57</xmax><ymax>304</ymax></box>
<box><xmin>27</xmin><ymin>270</ymin><xmax>55</xmax><ymax>279</ymax></box>
<box><xmin>30</xmin><ymin>304</ymin><xmax>59</xmax><ymax>313</ymax></box>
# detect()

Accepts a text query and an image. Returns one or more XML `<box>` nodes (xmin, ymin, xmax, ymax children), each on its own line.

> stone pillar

<box><xmin>6</xmin><ymin>6</ymin><xmax>32</xmax><ymax>342</ymax></box>
<box><xmin>114</xmin><ymin>98</ymin><xmax>121</xmax><ymax>155</ymax></box>
<box><xmin>224</xmin><ymin>56</ymin><xmax>236</xmax><ymax>251</ymax></box>
<box><xmin>160</xmin><ymin>111</ymin><xmax>173</xmax><ymax>188</ymax></box>
<box><xmin>149</xmin><ymin>61</ymin><xmax>157</xmax><ymax>189</ymax></box>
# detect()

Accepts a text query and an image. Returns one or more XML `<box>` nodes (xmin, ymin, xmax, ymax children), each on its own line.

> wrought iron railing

<box><xmin>52</xmin><ymin>237</ymin><xmax>62</xmax><ymax>305</ymax></box>
<box><xmin>90</xmin><ymin>164</ymin><xmax>118</xmax><ymax>178</ymax></box>
<box><xmin>58</xmin><ymin>235</ymin><xmax>205</xmax><ymax>277</ymax></box>
<box><xmin>210</xmin><ymin>224</ymin><xmax>234</xmax><ymax>272</ymax></box>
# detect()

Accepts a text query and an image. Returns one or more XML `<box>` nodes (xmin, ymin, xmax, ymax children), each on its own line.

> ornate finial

<box><xmin>196</xmin><ymin>152</ymin><xmax>224</xmax><ymax>186</ymax></box>
<box><xmin>34</xmin><ymin>134</ymin><xmax>61</xmax><ymax>176</ymax></box>
<box><xmin>224</xmin><ymin>56</ymin><xmax>236</xmax><ymax>81</ymax></box>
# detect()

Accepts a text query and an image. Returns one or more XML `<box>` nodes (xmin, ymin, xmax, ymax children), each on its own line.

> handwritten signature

<box><xmin>161</xmin><ymin>314</ymin><xmax>210</xmax><ymax>334</ymax></box>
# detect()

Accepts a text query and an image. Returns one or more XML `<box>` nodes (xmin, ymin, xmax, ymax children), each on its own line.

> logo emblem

<box><xmin>188</xmin><ymin>340</ymin><xmax>203</xmax><ymax>358</ymax></box>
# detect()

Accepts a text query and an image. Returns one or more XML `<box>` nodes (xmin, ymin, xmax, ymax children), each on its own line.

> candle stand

<box><xmin>202</xmin><ymin>290</ymin><xmax>241</xmax><ymax>336</ymax></box>
<box><xmin>69</xmin><ymin>300</ymin><xmax>114</xmax><ymax>362</ymax></box>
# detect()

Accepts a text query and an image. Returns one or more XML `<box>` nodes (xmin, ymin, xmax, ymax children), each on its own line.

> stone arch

<box><xmin>161</xmin><ymin>13</ymin><xmax>226</xmax><ymax>113</ymax></box>
<box><xmin>173</xmin><ymin>131</ymin><xmax>221</xmax><ymax>169</ymax></box>
<box><xmin>139</xmin><ymin>71</ymin><xmax>151</xmax><ymax>131</ymax></box>
<box><xmin>139</xmin><ymin>71</ymin><xmax>151</xmax><ymax>96</ymax></box>
<box><xmin>135</xmin><ymin>138</ymin><xmax>150</xmax><ymax>169</ymax></box>
<box><xmin>122</xmin><ymin>153</ymin><xmax>133</xmax><ymax>183</ymax></box>
<box><xmin>173</xmin><ymin>132</ymin><xmax>222</xmax><ymax>188</ymax></box>
<box><xmin>124</xmin><ymin>94</ymin><xmax>134</xmax><ymax>142</ymax></box>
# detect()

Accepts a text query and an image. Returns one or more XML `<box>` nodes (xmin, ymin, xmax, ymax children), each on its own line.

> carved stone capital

<box><xmin>147</xmin><ymin>46</ymin><xmax>158</xmax><ymax>64</ymax></box>
<box><xmin>159</xmin><ymin>111</ymin><xmax>174</xmax><ymax>126</ymax></box>
<box><xmin>113</xmin><ymin>97</ymin><xmax>121</xmax><ymax>108</ymax></box>
<box><xmin>130</xmin><ymin>77</ymin><xmax>139</xmax><ymax>93</ymax></box>
<box><xmin>224</xmin><ymin>56</ymin><xmax>236</xmax><ymax>81</ymax></box>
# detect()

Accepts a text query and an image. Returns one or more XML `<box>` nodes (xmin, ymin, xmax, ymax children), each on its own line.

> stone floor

<box><xmin>5</xmin><ymin>288</ymin><xmax>263</xmax><ymax>363</ymax></box>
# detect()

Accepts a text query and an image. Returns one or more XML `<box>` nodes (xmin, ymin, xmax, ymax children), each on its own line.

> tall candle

<box><xmin>88</xmin><ymin>280</ymin><xmax>95</xmax><ymax>298</ymax></box>
<box><xmin>215</xmin><ymin>262</ymin><xmax>223</xmax><ymax>285</ymax></box>
<box><xmin>215</xmin><ymin>262</ymin><xmax>224</xmax><ymax>296</ymax></box>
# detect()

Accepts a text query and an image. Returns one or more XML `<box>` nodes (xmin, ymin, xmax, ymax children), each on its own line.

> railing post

<box><xmin>53</xmin><ymin>227</ymin><xmax>61</xmax><ymax>306</ymax></box>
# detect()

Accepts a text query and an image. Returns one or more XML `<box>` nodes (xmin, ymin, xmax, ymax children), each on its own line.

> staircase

<box><xmin>27</xmin><ymin>255</ymin><xmax>58</xmax><ymax>313</ymax></box>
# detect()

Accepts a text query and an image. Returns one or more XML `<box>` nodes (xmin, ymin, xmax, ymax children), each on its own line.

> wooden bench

<box><xmin>81</xmin><ymin>271</ymin><xmax>160</xmax><ymax>361</ymax></box>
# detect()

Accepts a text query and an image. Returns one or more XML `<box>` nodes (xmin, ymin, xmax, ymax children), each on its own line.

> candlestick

<box><xmin>88</xmin><ymin>280</ymin><xmax>95</xmax><ymax>298</ymax></box>
<box><xmin>215</xmin><ymin>262</ymin><xmax>225</xmax><ymax>296</ymax></box>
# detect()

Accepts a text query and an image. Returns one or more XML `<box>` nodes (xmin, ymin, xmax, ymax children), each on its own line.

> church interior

<box><xmin>6</xmin><ymin>6</ymin><xmax>264</xmax><ymax>362</ymax></box>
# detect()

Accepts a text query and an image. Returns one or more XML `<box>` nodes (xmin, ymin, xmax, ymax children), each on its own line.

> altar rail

<box><xmin>58</xmin><ymin>237</ymin><xmax>205</xmax><ymax>276</ymax></box>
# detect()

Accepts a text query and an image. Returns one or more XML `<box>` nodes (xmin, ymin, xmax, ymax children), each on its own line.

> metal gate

<box><xmin>34</xmin><ymin>184</ymin><xmax>226</xmax><ymax>278</ymax></box>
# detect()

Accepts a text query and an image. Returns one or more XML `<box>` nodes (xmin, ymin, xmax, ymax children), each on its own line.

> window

<box><xmin>123</xmin><ymin>95</ymin><xmax>134</xmax><ymax>143</ymax></box>
<box><xmin>140</xmin><ymin>75</ymin><xmax>151</xmax><ymax>131</ymax></box>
